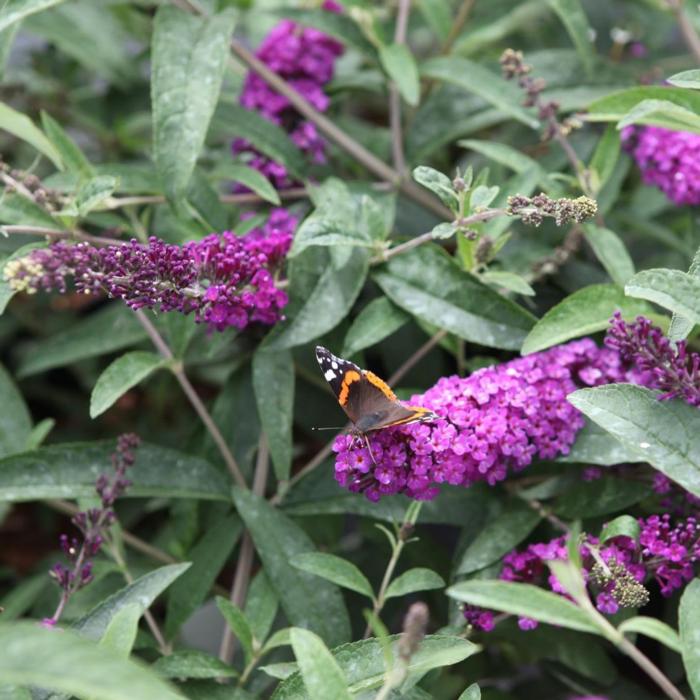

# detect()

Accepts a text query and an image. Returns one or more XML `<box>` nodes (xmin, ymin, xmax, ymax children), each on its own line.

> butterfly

<box><xmin>315</xmin><ymin>346</ymin><xmax>438</xmax><ymax>437</ymax></box>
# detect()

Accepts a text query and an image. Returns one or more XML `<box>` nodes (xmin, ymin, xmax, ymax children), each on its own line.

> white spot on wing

<box><xmin>325</xmin><ymin>369</ymin><xmax>337</xmax><ymax>381</ymax></box>
<box><xmin>332</xmin><ymin>361</ymin><xmax>338</xmax><ymax>369</ymax></box>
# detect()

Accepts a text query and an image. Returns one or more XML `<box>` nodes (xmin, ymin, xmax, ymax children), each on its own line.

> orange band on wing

<box><xmin>386</xmin><ymin>406</ymin><xmax>437</xmax><ymax>427</ymax></box>
<box><xmin>363</xmin><ymin>370</ymin><xmax>397</xmax><ymax>401</ymax></box>
<box><xmin>338</xmin><ymin>370</ymin><xmax>361</xmax><ymax>405</ymax></box>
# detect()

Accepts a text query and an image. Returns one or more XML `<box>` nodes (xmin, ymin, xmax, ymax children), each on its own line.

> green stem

<box><xmin>363</xmin><ymin>502</ymin><xmax>423</xmax><ymax>638</ymax></box>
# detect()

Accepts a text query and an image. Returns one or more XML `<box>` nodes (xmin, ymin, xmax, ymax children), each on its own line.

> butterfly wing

<box><xmin>315</xmin><ymin>346</ymin><xmax>364</xmax><ymax>424</ymax></box>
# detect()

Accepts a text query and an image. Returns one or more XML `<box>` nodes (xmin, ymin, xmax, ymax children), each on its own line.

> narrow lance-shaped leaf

<box><xmin>547</xmin><ymin>0</ymin><xmax>595</xmax><ymax>77</ymax></box>
<box><xmin>384</xmin><ymin>567</ymin><xmax>445</xmax><ymax>599</ymax></box>
<box><xmin>272</xmin><ymin>635</ymin><xmax>477</xmax><ymax>699</ymax></box>
<box><xmin>253</xmin><ymin>348</ymin><xmax>295</xmax><ymax>481</ymax></box>
<box><xmin>619</xmin><ymin>616</ymin><xmax>682</xmax><ymax>654</ymax></box>
<box><xmin>679</xmin><ymin>579</ymin><xmax>700</xmax><ymax>698</ymax></box>
<box><xmin>569</xmin><ymin>385</ymin><xmax>700</xmax><ymax>498</ymax></box>
<box><xmin>626</xmin><ymin>268</ymin><xmax>700</xmax><ymax>327</ymax></box>
<box><xmin>379</xmin><ymin>43</ymin><xmax>420</xmax><ymax>106</ymax></box>
<box><xmin>0</xmin><ymin>622</ymin><xmax>182</xmax><ymax>700</ymax></box>
<box><xmin>521</xmin><ymin>284</ymin><xmax>651</xmax><ymax>355</ymax></box>
<box><xmin>289</xmin><ymin>628</ymin><xmax>352</xmax><ymax>700</ymax></box>
<box><xmin>291</xmin><ymin>552</ymin><xmax>374</xmax><ymax>599</ymax></box>
<box><xmin>0</xmin><ymin>101</ymin><xmax>62</xmax><ymax>168</ymax></box>
<box><xmin>668</xmin><ymin>246</ymin><xmax>700</xmax><ymax>342</ymax></box>
<box><xmin>233</xmin><ymin>488</ymin><xmax>351</xmax><ymax>647</ymax></box>
<box><xmin>0</xmin><ymin>441</ymin><xmax>229</xmax><ymax>502</ymax></box>
<box><xmin>90</xmin><ymin>351</ymin><xmax>166</xmax><ymax>419</ymax></box>
<box><xmin>448</xmin><ymin>580</ymin><xmax>600</xmax><ymax>634</ymax></box>
<box><xmin>151</xmin><ymin>6</ymin><xmax>236</xmax><ymax>200</ymax></box>
<box><xmin>341</xmin><ymin>297</ymin><xmax>409</xmax><ymax>357</ymax></box>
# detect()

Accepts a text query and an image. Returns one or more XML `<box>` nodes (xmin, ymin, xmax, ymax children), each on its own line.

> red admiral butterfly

<box><xmin>315</xmin><ymin>346</ymin><xmax>438</xmax><ymax>434</ymax></box>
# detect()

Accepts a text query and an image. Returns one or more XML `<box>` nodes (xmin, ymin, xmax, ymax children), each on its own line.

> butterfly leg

<box><xmin>363</xmin><ymin>433</ymin><xmax>378</xmax><ymax>466</ymax></box>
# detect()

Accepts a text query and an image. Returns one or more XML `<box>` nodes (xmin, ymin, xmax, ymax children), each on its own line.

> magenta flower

<box><xmin>232</xmin><ymin>3</ymin><xmax>344</xmax><ymax>189</ymax></box>
<box><xmin>333</xmin><ymin>339</ymin><xmax>639</xmax><ymax>501</ymax></box>
<box><xmin>622</xmin><ymin>125</ymin><xmax>700</xmax><ymax>206</ymax></box>
<box><xmin>605</xmin><ymin>312</ymin><xmax>700</xmax><ymax>406</ymax></box>
<box><xmin>45</xmin><ymin>434</ymin><xmax>140</xmax><ymax>627</ymax></box>
<box><xmin>463</xmin><ymin>514</ymin><xmax>700</xmax><ymax>633</ymax></box>
<box><xmin>5</xmin><ymin>209</ymin><xmax>296</xmax><ymax>332</ymax></box>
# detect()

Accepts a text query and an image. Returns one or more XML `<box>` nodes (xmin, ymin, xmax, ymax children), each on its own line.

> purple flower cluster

<box><xmin>605</xmin><ymin>312</ymin><xmax>700</xmax><ymax>406</ymax></box>
<box><xmin>44</xmin><ymin>434</ymin><xmax>140</xmax><ymax>627</ymax></box>
<box><xmin>333</xmin><ymin>339</ymin><xmax>639</xmax><ymax>502</ymax></box>
<box><xmin>464</xmin><ymin>514</ymin><xmax>700</xmax><ymax>633</ymax></box>
<box><xmin>622</xmin><ymin>125</ymin><xmax>700</xmax><ymax>206</ymax></box>
<box><xmin>5</xmin><ymin>210</ymin><xmax>296</xmax><ymax>332</ymax></box>
<box><xmin>232</xmin><ymin>2</ymin><xmax>344</xmax><ymax>189</ymax></box>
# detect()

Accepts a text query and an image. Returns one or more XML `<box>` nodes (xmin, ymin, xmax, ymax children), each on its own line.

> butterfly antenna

<box><xmin>311</xmin><ymin>426</ymin><xmax>347</xmax><ymax>431</ymax></box>
<box><xmin>363</xmin><ymin>433</ymin><xmax>378</xmax><ymax>466</ymax></box>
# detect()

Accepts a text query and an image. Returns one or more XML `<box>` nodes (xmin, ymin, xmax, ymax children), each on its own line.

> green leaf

<box><xmin>470</xmin><ymin>185</ymin><xmax>500</xmax><ymax>210</ymax></box>
<box><xmin>625</xmin><ymin>268</ymin><xmax>700</xmax><ymax>325</ymax></box>
<box><xmin>0</xmin><ymin>622</ymin><xmax>182</xmax><ymax>699</ymax></box>
<box><xmin>40</xmin><ymin>111</ymin><xmax>93</xmax><ymax>179</ymax></box>
<box><xmin>269</xmin><ymin>251</ymin><xmax>369</xmax><ymax>350</ymax></box>
<box><xmin>458</xmin><ymin>684</ymin><xmax>481</xmax><ymax>700</ymax></box>
<box><xmin>384</xmin><ymin>567</ymin><xmax>445</xmax><ymax>599</ymax></box>
<box><xmin>559</xmin><ymin>420</ymin><xmax>640</xmax><ymax>465</ymax></box>
<box><xmin>521</xmin><ymin>284</ymin><xmax>651</xmax><ymax>355</ymax></box>
<box><xmin>456</xmin><ymin>502</ymin><xmax>541</xmax><ymax>575</ymax></box>
<box><xmin>220</xmin><ymin>104</ymin><xmax>306</xmax><ymax>180</ymax></box>
<box><xmin>0</xmin><ymin>441</ymin><xmax>229</xmax><ymax>502</ymax></box>
<box><xmin>412</xmin><ymin>166</ymin><xmax>458</xmax><ymax>209</ymax></box>
<box><xmin>582</xmin><ymin>225</ymin><xmax>635</xmax><ymax>287</ymax></box>
<box><xmin>245</xmin><ymin>571</ymin><xmax>278</xmax><ymax>645</ymax></box>
<box><xmin>679</xmin><ymin>579</ymin><xmax>700</xmax><ymax>697</ymax></box>
<box><xmin>379</xmin><ymin>43</ymin><xmax>420</xmax><ymax>106</ymax></box>
<box><xmin>421</xmin><ymin>57</ymin><xmax>540</xmax><ymax>129</ymax></box>
<box><xmin>165</xmin><ymin>514</ymin><xmax>241</xmax><ymax>639</ymax></box>
<box><xmin>232</xmin><ymin>488</ymin><xmax>351</xmax><ymax>647</ymax></box>
<box><xmin>417</xmin><ymin>0</ymin><xmax>451</xmax><ymax>39</ymax></box>
<box><xmin>216</xmin><ymin>597</ymin><xmax>254</xmax><ymax>663</ymax></box>
<box><xmin>460</xmin><ymin>139</ymin><xmax>551</xmax><ymax>189</ymax></box>
<box><xmin>75</xmin><ymin>175</ymin><xmax>117</xmax><ymax>217</ymax></box>
<box><xmin>0</xmin><ymin>573</ymin><xmax>47</xmax><ymax>620</ymax></box>
<box><xmin>547</xmin><ymin>0</ymin><xmax>595</xmax><ymax>77</ymax></box>
<box><xmin>99</xmin><ymin>603</ymin><xmax>141</xmax><ymax>658</ymax></box>
<box><xmin>554</xmin><ymin>476</ymin><xmax>651</xmax><ymax>518</ymax></box>
<box><xmin>569</xmin><ymin>385</ymin><xmax>700</xmax><ymax>498</ymax></box>
<box><xmin>0</xmin><ymin>362</ymin><xmax>31</xmax><ymax>458</ymax></box>
<box><xmin>281</xmin><ymin>8</ymin><xmax>376</xmax><ymax>57</ymax></box>
<box><xmin>589</xmin><ymin>124</ymin><xmax>620</xmax><ymax>193</ymax></box>
<box><xmin>0</xmin><ymin>0</ymin><xmax>67</xmax><ymax>31</ymax></box>
<box><xmin>448</xmin><ymin>580</ymin><xmax>599</xmax><ymax>634</ymax></box>
<box><xmin>617</xmin><ymin>98</ymin><xmax>700</xmax><ymax>134</ymax></box>
<box><xmin>481</xmin><ymin>270</ymin><xmax>535</xmax><ymax>296</ymax></box>
<box><xmin>587</xmin><ymin>86</ymin><xmax>700</xmax><ymax>124</ymax></box>
<box><xmin>218</xmin><ymin>163</ymin><xmax>280</xmax><ymax>205</ymax></box>
<box><xmin>154</xmin><ymin>650</ymin><xmax>237</xmax><ymax>679</ymax></box>
<box><xmin>17</xmin><ymin>304</ymin><xmax>148</xmax><ymax>378</ymax></box>
<box><xmin>341</xmin><ymin>297</ymin><xmax>409</xmax><ymax>357</ymax></box>
<box><xmin>74</xmin><ymin>563</ymin><xmax>191</xmax><ymax>641</ymax></box>
<box><xmin>600</xmin><ymin>515</ymin><xmax>640</xmax><ymax>543</ymax></box>
<box><xmin>619</xmin><ymin>616</ymin><xmax>681</xmax><ymax>654</ymax></box>
<box><xmin>667</xmin><ymin>69</ymin><xmax>700</xmax><ymax>89</ymax></box>
<box><xmin>90</xmin><ymin>351</ymin><xmax>165</xmax><ymax>419</ymax></box>
<box><xmin>252</xmin><ymin>348</ymin><xmax>294</xmax><ymax>481</ymax></box>
<box><xmin>0</xmin><ymin>101</ymin><xmax>62</xmax><ymax>168</ymax></box>
<box><xmin>291</xmin><ymin>552</ymin><xmax>374</xmax><ymax>600</ymax></box>
<box><xmin>669</xmin><ymin>247</ymin><xmax>700</xmax><ymax>342</ymax></box>
<box><xmin>271</xmin><ymin>635</ymin><xmax>477</xmax><ymax>699</ymax></box>
<box><xmin>152</xmin><ymin>6</ymin><xmax>236</xmax><ymax>201</ymax></box>
<box><xmin>375</xmin><ymin>245</ymin><xmax>535</xmax><ymax>351</ymax></box>
<box><xmin>289</xmin><ymin>628</ymin><xmax>352</xmax><ymax>700</ymax></box>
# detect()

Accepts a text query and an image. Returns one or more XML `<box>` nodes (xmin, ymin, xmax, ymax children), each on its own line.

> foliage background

<box><xmin>0</xmin><ymin>0</ymin><xmax>699</xmax><ymax>699</ymax></box>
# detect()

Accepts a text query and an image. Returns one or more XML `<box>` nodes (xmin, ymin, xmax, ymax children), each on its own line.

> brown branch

<box><xmin>668</xmin><ymin>0</ymin><xmax>700</xmax><ymax>64</ymax></box>
<box><xmin>389</xmin><ymin>0</ymin><xmax>412</xmax><ymax>175</ymax></box>
<box><xmin>134</xmin><ymin>310</ymin><xmax>247</xmax><ymax>489</ymax></box>
<box><xmin>219</xmin><ymin>436</ymin><xmax>269</xmax><ymax>663</ymax></box>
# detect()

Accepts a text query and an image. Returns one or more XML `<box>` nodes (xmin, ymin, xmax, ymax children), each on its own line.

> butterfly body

<box><xmin>315</xmin><ymin>346</ymin><xmax>438</xmax><ymax>434</ymax></box>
